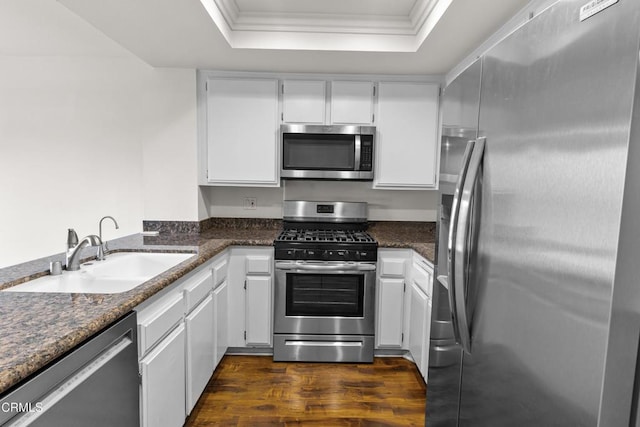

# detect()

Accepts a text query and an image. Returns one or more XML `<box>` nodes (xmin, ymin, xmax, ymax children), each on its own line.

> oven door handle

<box><xmin>275</xmin><ymin>261</ymin><xmax>376</xmax><ymax>272</ymax></box>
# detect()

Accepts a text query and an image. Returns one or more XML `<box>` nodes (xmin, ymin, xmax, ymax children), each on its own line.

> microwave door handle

<box><xmin>354</xmin><ymin>135</ymin><xmax>361</xmax><ymax>171</ymax></box>
<box><xmin>453</xmin><ymin>137</ymin><xmax>485</xmax><ymax>355</ymax></box>
<box><xmin>447</xmin><ymin>139</ymin><xmax>475</xmax><ymax>347</ymax></box>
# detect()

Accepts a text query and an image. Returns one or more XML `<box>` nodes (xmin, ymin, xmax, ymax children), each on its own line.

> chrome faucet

<box><xmin>67</xmin><ymin>235</ymin><xmax>102</xmax><ymax>271</ymax></box>
<box><xmin>97</xmin><ymin>216</ymin><xmax>119</xmax><ymax>261</ymax></box>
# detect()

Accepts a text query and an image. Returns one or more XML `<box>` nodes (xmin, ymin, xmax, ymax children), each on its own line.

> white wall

<box><xmin>142</xmin><ymin>69</ymin><xmax>198</xmax><ymax>221</ymax></box>
<box><xmin>0</xmin><ymin>0</ymin><xmax>197</xmax><ymax>268</ymax></box>
<box><xmin>201</xmin><ymin>181</ymin><xmax>438</xmax><ymax>221</ymax></box>
<box><xmin>0</xmin><ymin>0</ymin><xmax>438</xmax><ymax>268</ymax></box>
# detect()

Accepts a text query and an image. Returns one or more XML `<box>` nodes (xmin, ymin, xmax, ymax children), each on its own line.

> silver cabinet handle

<box><xmin>447</xmin><ymin>140</ymin><xmax>475</xmax><ymax>347</ymax></box>
<box><xmin>453</xmin><ymin>137</ymin><xmax>485</xmax><ymax>355</ymax></box>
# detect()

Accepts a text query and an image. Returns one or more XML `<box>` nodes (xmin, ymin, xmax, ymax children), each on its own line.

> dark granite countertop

<box><xmin>0</xmin><ymin>220</ymin><xmax>434</xmax><ymax>395</ymax></box>
<box><xmin>368</xmin><ymin>221</ymin><xmax>436</xmax><ymax>262</ymax></box>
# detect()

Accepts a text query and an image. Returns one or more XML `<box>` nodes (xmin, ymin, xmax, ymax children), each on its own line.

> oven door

<box><xmin>274</xmin><ymin>261</ymin><xmax>376</xmax><ymax>335</ymax></box>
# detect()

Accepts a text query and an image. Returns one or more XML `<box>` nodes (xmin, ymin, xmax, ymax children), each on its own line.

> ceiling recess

<box><xmin>199</xmin><ymin>0</ymin><xmax>453</xmax><ymax>52</ymax></box>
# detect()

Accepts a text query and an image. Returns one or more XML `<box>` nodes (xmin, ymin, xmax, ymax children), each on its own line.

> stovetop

<box><xmin>275</xmin><ymin>229</ymin><xmax>376</xmax><ymax>244</ymax></box>
<box><xmin>276</xmin><ymin>201</ymin><xmax>377</xmax><ymax>261</ymax></box>
<box><xmin>274</xmin><ymin>228</ymin><xmax>378</xmax><ymax>262</ymax></box>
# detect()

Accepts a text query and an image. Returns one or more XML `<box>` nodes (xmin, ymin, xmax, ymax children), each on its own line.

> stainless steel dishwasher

<box><xmin>0</xmin><ymin>312</ymin><xmax>139</xmax><ymax>426</ymax></box>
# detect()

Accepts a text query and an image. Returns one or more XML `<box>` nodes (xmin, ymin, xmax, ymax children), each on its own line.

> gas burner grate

<box><xmin>276</xmin><ymin>229</ymin><xmax>376</xmax><ymax>244</ymax></box>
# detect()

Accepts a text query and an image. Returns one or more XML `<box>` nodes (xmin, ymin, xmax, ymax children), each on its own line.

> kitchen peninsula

<box><xmin>0</xmin><ymin>219</ymin><xmax>435</xmax><ymax>396</ymax></box>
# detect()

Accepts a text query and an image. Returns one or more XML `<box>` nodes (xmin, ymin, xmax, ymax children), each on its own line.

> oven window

<box><xmin>286</xmin><ymin>273</ymin><xmax>364</xmax><ymax>317</ymax></box>
<box><xmin>282</xmin><ymin>134</ymin><xmax>355</xmax><ymax>170</ymax></box>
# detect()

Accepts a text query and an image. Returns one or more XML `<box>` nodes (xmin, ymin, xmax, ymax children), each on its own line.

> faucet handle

<box><xmin>67</xmin><ymin>228</ymin><xmax>78</xmax><ymax>249</ymax></box>
<box><xmin>96</xmin><ymin>244</ymin><xmax>105</xmax><ymax>261</ymax></box>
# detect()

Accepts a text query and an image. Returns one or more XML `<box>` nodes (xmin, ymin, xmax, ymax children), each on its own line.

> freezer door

<box><xmin>459</xmin><ymin>1</ymin><xmax>640</xmax><ymax>426</ymax></box>
<box><xmin>428</xmin><ymin>58</ymin><xmax>482</xmax><ymax>425</ymax></box>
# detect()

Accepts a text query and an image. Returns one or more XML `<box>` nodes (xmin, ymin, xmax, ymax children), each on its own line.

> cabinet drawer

<box><xmin>380</xmin><ymin>258</ymin><xmax>406</xmax><ymax>277</ymax></box>
<box><xmin>213</xmin><ymin>257</ymin><xmax>228</xmax><ymax>288</ymax></box>
<box><xmin>184</xmin><ymin>270</ymin><xmax>213</xmax><ymax>314</ymax></box>
<box><xmin>138</xmin><ymin>293</ymin><xmax>184</xmax><ymax>356</ymax></box>
<box><xmin>246</xmin><ymin>255</ymin><xmax>272</xmax><ymax>275</ymax></box>
<box><xmin>412</xmin><ymin>265</ymin><xmax>432</xmax><ymax>298</ymax></box>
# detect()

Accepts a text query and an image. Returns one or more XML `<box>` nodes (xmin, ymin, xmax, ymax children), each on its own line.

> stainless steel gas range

<box><xmin>273</xmin><ymin>201</ymin><xmax>378</xmax><ymax>363</ymax></box>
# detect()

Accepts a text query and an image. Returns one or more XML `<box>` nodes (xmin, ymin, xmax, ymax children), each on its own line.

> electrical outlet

<box><xmin>244</xmin><ymin>197</ymin><xmax>257</xmax><ymax>210</ymax></box>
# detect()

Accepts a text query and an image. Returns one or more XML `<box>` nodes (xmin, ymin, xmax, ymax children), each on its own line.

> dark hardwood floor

<box><xmin>185</xmin><ymin>355</ymin><xmax>426</xmax><ymax>426</ymax></box>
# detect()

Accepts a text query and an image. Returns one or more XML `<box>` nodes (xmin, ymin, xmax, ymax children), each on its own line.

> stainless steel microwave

<box><xmin>280</xmin><ymin>124</ymin><xmax>375</xmax><ymax>180</ymax></box>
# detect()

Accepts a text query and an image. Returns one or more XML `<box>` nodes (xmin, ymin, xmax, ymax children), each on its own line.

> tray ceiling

<box><xmin>203</xmin><ymin>0</ymin><xmax>451</xmax><ymax>51</ymax></box>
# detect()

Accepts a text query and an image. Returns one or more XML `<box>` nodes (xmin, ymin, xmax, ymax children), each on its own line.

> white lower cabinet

<box><xmin>409</xmin><ymin>282</ymin><xmax>429</xmax><ymax>377</ymax></box>
<box><xmin>139</xmin><ymin>323</ymin><xmax>186</xmax><ymax>427</ymax></box>
<box><xmin>376</xmin><ymin>249</ymin><xmax>412</xmax><ymax>349</ymax></box>
<box><xmin>245</xmin><ymin>276</ymin><xmax>273</xmax><ymax>346</ymax></box>
<box><xmin>213</xmin><ymin>280</ymin><xmax>228</xmax><ymax>366</ymax></box>
<box><xmin>227</xmin><ymin>247</ymin><xmax>274</xmax><ymax>348</ymax></box>
<box><xmin>377</xmin><ymin>278</ymin><xmax>405</xmax><ymax>348</ymax></box>
<box><xmin>409</xmin><ymin>253</ymin><xmax>434</xmax><ymax>380</ymax></box>
<box><xmin>377</xmin><ymin>248</ymin><xmax>434</xmax><ymax>380</ymax></box>
<box><xmin>135</xmin><ymin>250</ymin><xmax>229</xmax><ymax>427</ymax></box>
<box><xmin>212</xmin><ymin>252</ymin><xmax>229</xmax><ymax>365</ymax></box>
<box><xmin>185</xmin><ymin>294</ymin><xmax>215</xmax><ymax>414</ymax></box>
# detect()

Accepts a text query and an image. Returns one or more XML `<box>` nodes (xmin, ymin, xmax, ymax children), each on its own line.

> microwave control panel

<box><xmin>360</xmin><ymin>136</ymin><xmax>373</xmax><ymax>171</ymax></box>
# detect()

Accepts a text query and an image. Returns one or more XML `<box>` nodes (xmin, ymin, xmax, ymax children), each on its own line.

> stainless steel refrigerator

<box><xmin>428</xmin><ymin>0</ymin><xmax>640</xmax><ymax>425</ymax></box>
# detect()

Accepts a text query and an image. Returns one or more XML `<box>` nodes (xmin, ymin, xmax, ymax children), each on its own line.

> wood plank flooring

<box><xmin>185</xmin><ymin>355</ymin><xmax>426</xmax><ymax>426</ymax></box>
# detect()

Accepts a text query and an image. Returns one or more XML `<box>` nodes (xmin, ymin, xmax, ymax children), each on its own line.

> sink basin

<box><xmin>82</xmin><ymin>252</ymin><xmax>193</xmax><ymax>278</ymax></box>
<box><xmin>4</xmin><ymin>252</ymin><xmax>194</xmax><ymax>294</ymax></box>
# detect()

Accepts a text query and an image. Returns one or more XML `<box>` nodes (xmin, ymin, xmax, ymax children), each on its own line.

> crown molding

<box><xmin>200</xmin><ymin>0</ymin><xmax>452</xmax><ymax>52</ymax></box>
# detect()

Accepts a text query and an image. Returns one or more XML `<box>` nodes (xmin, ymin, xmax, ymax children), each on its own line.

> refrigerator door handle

<box><xmin>453</xmin><ymin>137</ymin><xmax>485</xmax><ymax>355</ymax></box>
<box><xmin>447</xmin><ymin>139</ymin><xmax>475</xmax><ymax>346</ymax></box>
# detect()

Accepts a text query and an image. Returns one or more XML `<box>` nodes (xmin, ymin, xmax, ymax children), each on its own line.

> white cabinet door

<box><xmin>424</xmin><ymin>296</ymin><xmax>432</xmax><ymax>381</ymax></box>
<box><xmin>206</xmin><ymin>78</ymin><xmax>280</xmax><ymax>186</ymax></box>
<box><xmin>409</xmin><ymin>282</ymin><xmax>428</xmax><ymax>378</ymax></box>
<box><xmin>245</xmin><ymin>276</ymin><xmax>273</xmax><ymax>346</ymax></box>
<box><xmin>375</xmin><ymin>82</ymin><xmax>440</xmax><ymax>189</ymax></box>
<box><xmin>213</xmin><ymin>280</ymin><xmax>228</xmax><ymax>367</ymax></box>
<box><xmin>377</xmin><ymin>277</ymin><xmax>405</xmax><ymax>348</ymax></box>
<box><xmin>228</xmin><ymin>247</ymin><xmax>274</xmax><ymax>348</ymax></box>
<box><xmin>331</xmin><ymin>81</ymin><xmax>375</xmax><ymax>125</ymax></box>
<box><xmin>185</xmin><ymin>295</ymin><xmax>215</xmax><ymax>415</ymax></box>
<box><xmin>282</xmin><ymin>80</ymin><xmax>326</xmax><ymax>124</ymax></box>
<box><xmin>140</xmin><ymin>323</ymin><xmax>186</xmax><ymax>427</ymax></box>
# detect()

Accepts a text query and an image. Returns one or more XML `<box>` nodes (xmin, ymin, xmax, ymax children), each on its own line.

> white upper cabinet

<box><xmin>280</xmin><ymin>79</ymin><xmax>374</xmax><ymax>125</ymax></box>
<box><xmin>205</xmin><ymin>77</ymin><xmax>280</xmax><ymax>187</ymax></box>
<box><xmin>199</xmin><ymin>72</ymin><xmax>439</xmax><ymax>189</ymax></box>
<box><xmin>374</xmin><ymin>82</ymin><xmax>440</xmax><ymax>190</ymax></box>
<box><xmin>282</xmin><ymin>80</ymin><xmax>326</xmax><ymax>124</ymax></box>
<box><xmin>331</xmin><ymin>81</ymin><xmax>375</xmax><ymax>125</ymax></box>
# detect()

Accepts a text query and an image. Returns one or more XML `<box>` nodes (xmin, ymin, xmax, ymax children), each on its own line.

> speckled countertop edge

<box><xmin>0</xmin><ymin>221</ymin><xmax>434</xmax><ymax>396</ymax></box>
